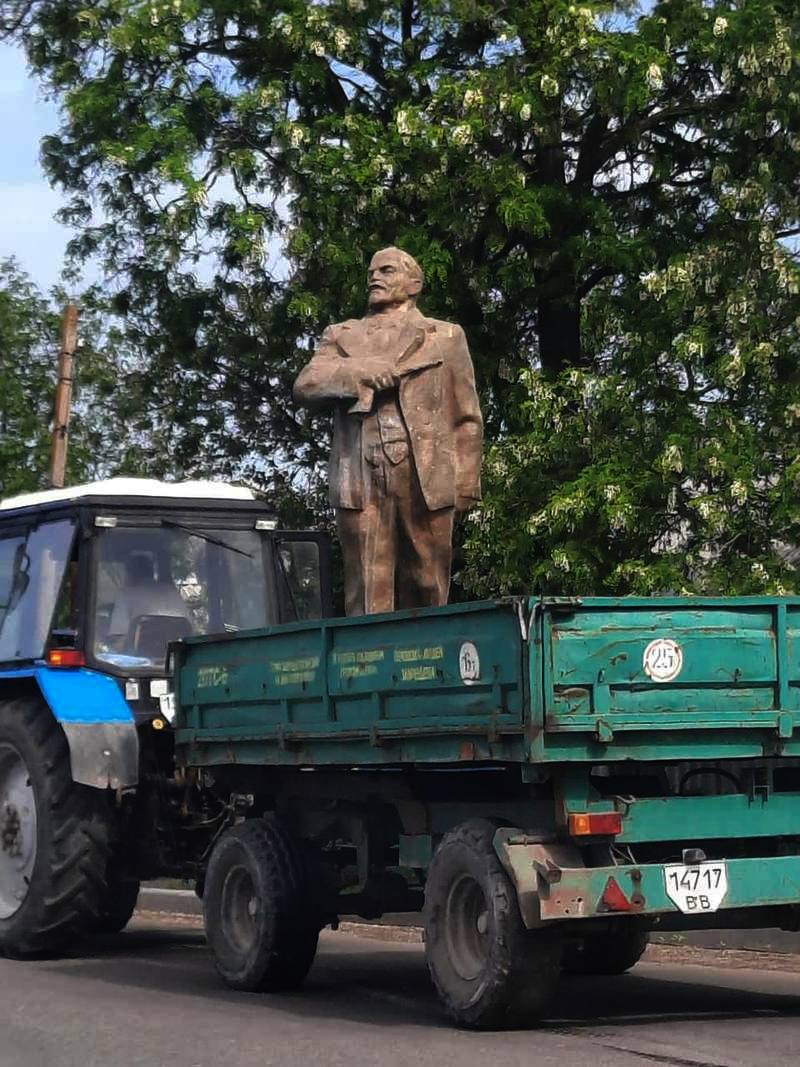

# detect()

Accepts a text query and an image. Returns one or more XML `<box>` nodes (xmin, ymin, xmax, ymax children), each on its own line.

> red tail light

<box><xmin>568</xmin><ymin>812</ymin><xmax>623</xmax><ymax>837</ymax></box>
<box><xmin>47</xmin><ymin>649</ymin><xmax>86</xmax><ymax>668</ymax></box>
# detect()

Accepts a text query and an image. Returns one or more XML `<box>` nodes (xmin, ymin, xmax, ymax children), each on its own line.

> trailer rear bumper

<box><xmin>494</xmin><ymin>831</ymin><xmax>800</xmax><ymax>929</ymax></box>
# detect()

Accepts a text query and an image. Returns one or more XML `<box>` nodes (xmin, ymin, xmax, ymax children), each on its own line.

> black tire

<box><xmin>94</xmin><ymin>875</ymin><xmax>140</xmax><ymax>934</ymax></box>
<box><xmin>562</xmin><ymin>924</ymin><xmax>649</xmax><ymax>976</ymax></box>
<box><xmin>0</xmin><ymin>697</ymin><xmax>111</xmax><ymax>956</ymax></box>
<box><xmin>424</xmin><ymin>819</ymin><xmax>561</xmax><ymax>1029</ymax></box>
<box><xmin>203</xmin><ymin>815</ymin><xmax>320</xmax><ymax>992</ymax></box>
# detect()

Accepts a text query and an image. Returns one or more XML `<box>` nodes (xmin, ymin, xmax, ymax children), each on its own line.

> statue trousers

<box><xmin>336</xmin><ymin>453</ymin><xmax>454</xmax><ymax>616</ymax></box>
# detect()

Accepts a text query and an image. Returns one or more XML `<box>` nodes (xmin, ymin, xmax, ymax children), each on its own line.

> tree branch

<box><xmin>577</xmin><ymin>266</ymin><xmax>619</xmax><ymax>299</ymax></box>
<box><xmin>573</xmin><ymin>110</ymin><xmax>610</xmax><ymax>189</ymax></box>
<box><xmin>574</xmin><ymin>98</ymin><xmax>733</xmax><ymax>191</ymax></box>
<box><xmin>401</xmin><ymin>0</ymin><xmax>413</xmax><ymax>44</ymax></box>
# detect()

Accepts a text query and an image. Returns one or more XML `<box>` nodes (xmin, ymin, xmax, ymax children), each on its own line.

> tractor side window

<box><xmin>0</xmin><ymin>520</ymin><xmax>76</xmax><ymax>663</ymax></box>
<box><xmin>276</xmin><ymin>540</ymin><xmax>322</xmax><ymax>622</ymax></box>
<box><xmin>0</xmin><ymin>536</ymin><xmax>24</xmax><ymax>610</ymax></box>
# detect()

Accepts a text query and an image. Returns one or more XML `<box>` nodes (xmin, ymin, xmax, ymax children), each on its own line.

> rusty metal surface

<box><xmin>494</xmin><ymin>829</ymin><xmax>800</xmax><ymax>928</ymax></box>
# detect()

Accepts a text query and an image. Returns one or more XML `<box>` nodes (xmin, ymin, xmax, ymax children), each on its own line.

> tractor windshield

<box><xmin>91</xmin><ymin>523</ymin><xmax>313</xmax><ymax>671</ymax></box>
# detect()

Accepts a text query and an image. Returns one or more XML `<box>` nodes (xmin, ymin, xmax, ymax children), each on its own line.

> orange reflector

<box><xmin>568</xmin><ymin>812</ymin><xmax>623</xmax><ymax>837</ymax></box>
<box><xmin>47</xmin><ymin>649</ymin><xmax>86</xmax><ymax>668</ymax></box>
<box><xmin>602</xmin><ymin>876</ymin><xmax>635</xmax><ymax>912</ymax></box>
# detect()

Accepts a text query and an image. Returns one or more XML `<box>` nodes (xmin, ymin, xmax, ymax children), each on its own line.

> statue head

<box><xmin>367</xmin><ymin>247</ymin><xmax>424</xmax><ymax>311</ymax></box>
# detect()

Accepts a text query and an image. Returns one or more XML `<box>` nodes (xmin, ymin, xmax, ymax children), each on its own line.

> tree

<box><xmin>3</xmin><ymin>1</ymin><xmax>800</xmax><ymax>591</ymax></box>
<box><xmin>0</xmin><ymin>259</ymin><xmax>58</xmax><ymax>497</ymax></box>
<box><xmin>0</xmin><ymin>259</ymin><xmax>134</xmax><ymax>498</ymax></box>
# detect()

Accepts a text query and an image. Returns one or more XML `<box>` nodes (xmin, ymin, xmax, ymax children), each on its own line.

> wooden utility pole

<box><xmin>49</xmin><ymin>303</ymin><xmax>79</xmax><ymax>489</ymax></box>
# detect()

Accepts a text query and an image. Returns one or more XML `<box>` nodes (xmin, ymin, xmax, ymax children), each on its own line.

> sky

<box><xmin>0</xmin><ymin>42</ymin><xmax>82</xmax><ymax>292</ymax></box>
<box><xmin>0</xmin><ymin>40</ymin><xmax>288</xmax><ymax>295</ymax></box>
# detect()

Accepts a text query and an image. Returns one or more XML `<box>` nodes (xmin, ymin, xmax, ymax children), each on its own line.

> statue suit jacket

<box><xmin>293</xmin><ymin>307</ymin><xmax>483</xmax><ymax>511</ymax></box>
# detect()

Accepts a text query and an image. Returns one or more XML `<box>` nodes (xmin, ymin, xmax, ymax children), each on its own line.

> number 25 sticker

<box><xmin>643</xmin><ymin>638</ymin><xmax>683</xmax><ymax>682</ymax></box>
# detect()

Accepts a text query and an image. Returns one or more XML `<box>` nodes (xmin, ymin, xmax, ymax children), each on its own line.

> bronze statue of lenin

<box><xmin>293</xmin><ymin>247</ymin><xmax>483</xmax><ymax>616</ymax></box>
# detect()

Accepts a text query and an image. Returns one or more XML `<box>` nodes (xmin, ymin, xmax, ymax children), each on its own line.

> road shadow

<box><xmin>20</xmin><ymin>924</ymin><xmax>800</xmax><ymax>1033</ymax></box>
<box><xmin>553</xmin><ymin>969</ymin><xmax>800</xmax><ymax>1029</ymax></box>
<box><xmin>29</xmin><ymin>925</ymin><xmax>446</xmax><ymax>1030</ymax></box>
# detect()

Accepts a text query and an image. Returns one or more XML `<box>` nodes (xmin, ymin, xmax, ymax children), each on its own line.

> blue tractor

<box><xmin>0</xmin><ymin>478</ymin><xmax>330</xmax><ymax>954</ymax></box>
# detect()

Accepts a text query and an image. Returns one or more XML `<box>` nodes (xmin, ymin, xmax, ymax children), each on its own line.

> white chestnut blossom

<box><xmin>663</xmin><ymin>443</ymin><xmax>684</xmax><ymax>473</ymax></box>
<box><xmin>646</xmin><ymin>63</ymin><xmax>663</xmax><ymax>90</ymax></box>
<box><xmin>288</xmin><ymin>125</ymin><xmax>306</xmax><ymax>148</ymax></box>
<box><xmin>395</xmin><ymin>109</ymin><xmax>413</xmax><ymax>136</ymax></box>
<box><xmin>552</xmin><ymin>549</ymin><xmax>571</xmax><ymax>573</ymax></box>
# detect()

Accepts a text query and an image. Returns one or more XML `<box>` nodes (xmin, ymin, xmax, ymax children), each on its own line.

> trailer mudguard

<box><xmin>0</xmin><ymin>666</ymin><xmax>139</xmax><ymax>790</ymax></box>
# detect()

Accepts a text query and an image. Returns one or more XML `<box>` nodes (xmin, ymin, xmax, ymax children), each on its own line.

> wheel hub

<box><xmin>1</xmin><ymin>803</ymin><xmax>23</xmax><ymax>856</ymax></box>
<box><xmin>220</xmin><ymin>865</ymin><xmax>260</xmax><ymax>954</ymax></box>
<box><xmin>445</xmin><ymin>873</ymin><xmax>491</xmax><ymax>981</ymax></box>
<box><xmin>0</xmin><ymin>744</ymin><xmax>37</xmax><ymax>920</ymax></box>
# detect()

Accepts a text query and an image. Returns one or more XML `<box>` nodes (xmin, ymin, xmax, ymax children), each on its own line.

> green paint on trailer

<box><xmin>175</xmin><ymin>596</ymin><xmax>800</xmax><ymax>767</ymax></box>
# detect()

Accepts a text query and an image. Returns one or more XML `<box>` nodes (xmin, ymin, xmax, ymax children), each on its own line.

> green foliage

<box><xmin>0</xmin><ymin>260</ymin><xmax>136</xmax><ymax>498</ymax></box>
<box><xmin>4</xmin><ymin>0</ymin><xmax>800</xmax><ymax>591</ymax></box>
<box><xmin>465</xmin><ymin>221</ymin><xmax>800</xmax><ymax>596</ymax></box>
<box><xmin>0</xmin><ymin>260</ymin><xmax>56</xmax><ymax>497</ymax></box>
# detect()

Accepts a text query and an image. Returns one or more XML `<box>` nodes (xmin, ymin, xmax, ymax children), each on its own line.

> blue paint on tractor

<box><xmin>0</xmin><ymin>665</ymin><xmax>133</xmax><ymax>724</ymax></box>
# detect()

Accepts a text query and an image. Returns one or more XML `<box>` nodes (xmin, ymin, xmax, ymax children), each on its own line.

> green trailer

<box><xmin>172</xmin><ymin>596</ymin><xmax>800</xmax><ymax>1027</ymax></box>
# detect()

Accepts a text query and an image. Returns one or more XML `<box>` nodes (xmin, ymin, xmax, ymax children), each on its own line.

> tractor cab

<box><xmin>0</xmin><ymin>479</ymin><xmax>332</xmax><ymax>722</ymax></box>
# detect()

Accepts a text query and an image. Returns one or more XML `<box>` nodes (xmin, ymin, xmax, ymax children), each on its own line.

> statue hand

<box><xmin>455</xmin><ymin>495</ymin><xmax>478</xmax><ymax>513</ymax></box>
<box><xmin>360</xmin><ymin>370</ymin><xmax>398</xmax><ymax>392</ymax></box>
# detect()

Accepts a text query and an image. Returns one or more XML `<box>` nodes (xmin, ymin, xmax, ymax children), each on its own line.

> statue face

<box><xmin>367</xmin><ymin>249</ymin><xmax>421</xmax><ymax>309</ymax></box>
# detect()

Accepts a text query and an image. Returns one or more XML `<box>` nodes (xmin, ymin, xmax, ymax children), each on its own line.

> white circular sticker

<box><xmin>643</xmin><ymin>638</ymin><xmax>683</xmax><ymax>682</ymax></box>
<box><xmin>459</xmin><ymin>642</ymin><xmax>480</xmax><ymax>685</ymax></box>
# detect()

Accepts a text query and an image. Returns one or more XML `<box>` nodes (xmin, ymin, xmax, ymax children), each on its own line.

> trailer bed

<box><xmin>173</xmin><ymin>596</ymin><xmax>800</xmax><ymax>769</ymax></box>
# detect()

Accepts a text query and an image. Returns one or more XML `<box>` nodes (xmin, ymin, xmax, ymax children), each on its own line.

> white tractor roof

<box><xmin>0</xmin><ymin>478</ymin><xmax>258</xmax><ymax>512</ymax></box>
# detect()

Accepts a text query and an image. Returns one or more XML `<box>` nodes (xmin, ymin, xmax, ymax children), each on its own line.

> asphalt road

<box><xmin>3</xmin><ymin>918</ymin><xmax>800</xmax><ymax>1067</ymax></box>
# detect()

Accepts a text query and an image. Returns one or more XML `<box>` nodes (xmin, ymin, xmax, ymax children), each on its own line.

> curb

<box><xmin>140</xmin><ymin>887</ymin><xmax>202</xmax><ymax>916</ymax></box>
<box><xmin>138</xmin><ymin>890</ymin><xmax>800</xmax><ymax>955</ymax></box>
<box><xmin>651</xmin><ymin>929</ymin><xmax>800</xmax><ymax>955</ymax></box>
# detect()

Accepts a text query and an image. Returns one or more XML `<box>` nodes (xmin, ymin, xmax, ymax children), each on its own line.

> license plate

<box><xmin>664</xmin><ymin>861</ymin><xmax>728</xmax><ymax>914</ymax></box>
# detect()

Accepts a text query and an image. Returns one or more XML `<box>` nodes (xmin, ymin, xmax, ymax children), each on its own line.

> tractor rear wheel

<box><xmin>94</xmin><ymin>874</ymin><xmax>140</xmax><ymax>935</ymax></box>
<box><xmin>0</xmin><ymin>697</ymin><xmax>111</xmax><ymax>956</ymax></box>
